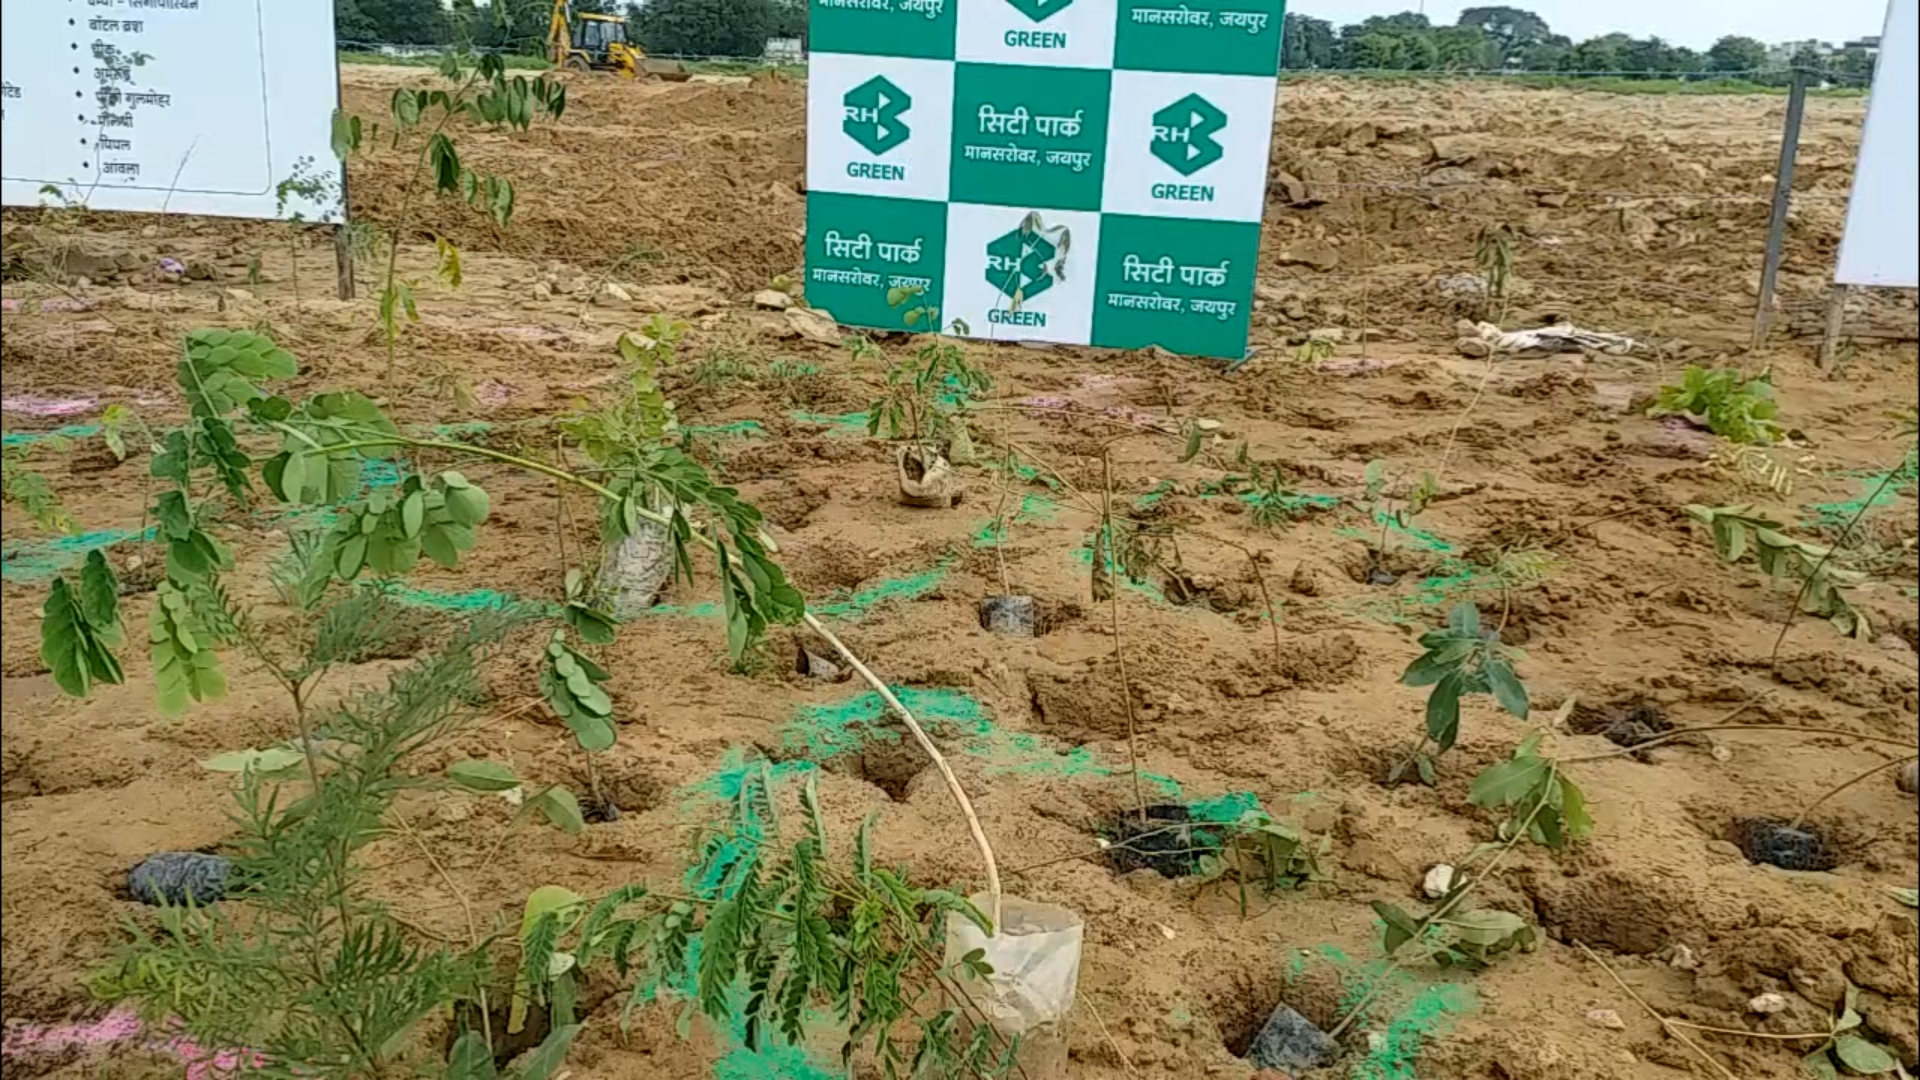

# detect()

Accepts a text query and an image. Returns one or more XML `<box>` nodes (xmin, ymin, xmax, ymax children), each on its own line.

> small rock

<box><xmin>1749</xmin><ymin>993</ymin><xmax>1789</xmax><ymax>1015</ymax></box>
<box><xmin>1705</xmin><ymin>839</ymin><xmax>1743</xmax><ymax>859</ymax></box>
<box><xmin>784</xmin><ymin>306</ymin><xmax>841</xmax><ymax>346</ymax></box>
<box><xmin>551</xmin><ymin>266</ymin><xmax>582</xmax><ymax>294</ymax></box>
<box><xmin>1276</xmin><ymin>242</ymin><xmax>1339</xmax><ymax>273</ymax></box>
<box><xmin>1305</xmin><ymin>326</ymin><xmax>1345</xmax><ymax>343</ymax></box>
<box><xmin>1898</xmin><ymin>760</ymin><xmax>1917</xmax><ymax>795</ymax></box>
<box><xmin>1423</xmin><ymin>864</ymin><xmax>1457</xmax><ymax>900</ymax></box>
<box><xmin>752</xmin><ymin>288</ymin><xmax>793</xmax><ymax>310</ymax></box>
<box><xmin>531</xmin><ymin>280</ymin><xmax>553</xmax><ymax>301</ymax></box>
<box><xmin>1288</xmin><ymin>562</ymin><xmax>1323</xmax><ymax>598</ymax></box>
<box><xmin>1536</xmin><ymin>191</ymin><xmax>1572</xmax><ymax>208</ymax></box>
<box><xmin>1425</xmin><ymin>166</ymin><xmax>1478</xmax><ymax>187</ymax></box>
<box><xmin>1195</xmin><ymin>418</ymin><xmax>1223</xmax><ymax>432</ymax></box>
<box><xmin>185</xmin><ymin>261</ymin><xmax>217</xmax><ymax>281</ymax></box>
<box><xmin>1246</xmin><ymin>1004</ymin><xmax>1339</xmax><ymax>1074</ymax></box>
<box><xmin>128</xmin><ymin>852</ymin><xmax>233</xmax><ymax>905</ymax></box>
<box><xmin>1586</xmin><ymin>1009</ymin><xmax>1627</xmax><ymax>1030</ymax></box>
<box><xmin>594</xmin><ymin>281</ymin><xmax>633</xmax><ymax>307</ymax></box>
<box><xmin>1666</xmin><ymin>944</ymin><xmax>1700</xmax><ymax>971</ymax></box>
<box><xmin>1455</xmin><ymin>337</ymin><xmax>1492</xmax><ymax>360</ymax></box>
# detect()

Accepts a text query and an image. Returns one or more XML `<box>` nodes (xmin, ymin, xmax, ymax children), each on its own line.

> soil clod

<box><xmin>1571</xmin><ymin>700</ymin><xmax>1674</xmax><ymax>753</ymax></box>
<box><xmin>1245</xmin><ymin>1002</ymin><xmax>1340</xmax><ymax>1073</ymax></box>
<box><xmin>1733</xmin><ymin>817</ymin><xmax>1839</xmax><ymax>872</ymax></box>
<box><xmin>127</xmin><ymin>851</ymin><xmax>233</xmax><ymax>905</ymax></box>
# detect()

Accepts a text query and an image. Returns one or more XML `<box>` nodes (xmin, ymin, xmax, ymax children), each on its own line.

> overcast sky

<box><xmin>1294</xmin><ymin>0</ymin><xmax>1893</xmax><ymax>49</ymax></box>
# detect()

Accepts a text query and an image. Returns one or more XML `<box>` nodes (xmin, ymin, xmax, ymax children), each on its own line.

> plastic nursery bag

<box><xmin>943</xmin><ymin>893</ymin><xmax>1083</xmax><ymax>1074</ymax></box>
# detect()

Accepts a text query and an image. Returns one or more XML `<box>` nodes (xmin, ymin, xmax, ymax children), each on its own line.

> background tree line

<box><xmin>1281</xmin><ymin>6</ymin><xmax>1879</xmax><ymax>83</ymax></box>
<box><xmin>336</xmin><ymin>0</ymin><xmax>1876</xmax><ymax>81</ymax></box>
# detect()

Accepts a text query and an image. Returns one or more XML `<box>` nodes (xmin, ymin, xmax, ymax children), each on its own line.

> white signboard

<box><xmin>2</xmin><ymin>0</ymin><xmax>343</xmax><ymax>222</ymax></box>
<box><xmin>1835</xmin><ymin>0</ymin><xmax>1918</xmax><ymax>287</ymax></box>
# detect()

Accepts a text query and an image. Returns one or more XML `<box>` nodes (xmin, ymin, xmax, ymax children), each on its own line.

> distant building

<box><xmin>1768</xmin><ymin>38</ymin><xmax>1833</xmax><ymax>65</ymax></box>
<box><xmin>1842</xmin><ymin>35</ymin><xmax>1882</xmax><ymax>54</ymax></box>
<box><xmin>764</xmin><ymin>36</ymin><xmax>804</xmax><ymax>61</ymax></box>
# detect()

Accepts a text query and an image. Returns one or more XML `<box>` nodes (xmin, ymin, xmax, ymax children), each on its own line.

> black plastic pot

<box><xmin>978</xmin><ymin>594</ymin><xmax>1037</xmax><ymax>636</ymax></box>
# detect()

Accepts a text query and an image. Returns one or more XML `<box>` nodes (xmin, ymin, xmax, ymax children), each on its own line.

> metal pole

<box><xmin>1752</xmin><ymin>68</ymin><xmax>1809</xmax><ymax>349</ymax></box>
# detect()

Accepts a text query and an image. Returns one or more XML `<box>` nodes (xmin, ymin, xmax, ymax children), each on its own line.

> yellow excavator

<box><xmin>547</xmin><ymin>2</ymin><xmax>689</xmax><ymax>80</ymax></box>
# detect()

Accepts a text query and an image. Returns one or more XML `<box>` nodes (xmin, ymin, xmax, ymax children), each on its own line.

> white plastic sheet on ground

<box><xmin>944</xmin><ymin>893</ymin><xmax>1083</xmax><ymax>1074</ymax></box>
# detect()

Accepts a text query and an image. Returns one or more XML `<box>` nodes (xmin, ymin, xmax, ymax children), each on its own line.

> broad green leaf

<box><xmin>448</xmin><ymin>760</ymin><xmax>522</xmax><ymax>793</ymax></box>
<box><xmin>1444</xmin><ymin>909</ymin><xmax>1527</xmax><ymax>946</ymax></box>
<box><xmin>1556</xmin><ymin>776</ymin><xmax>1592</xmax><ymax>842</ymax></box>
<box><xmin>532</xmin><ymin>787</ymin><xmax>586</xmax><ymax>835</ymax></box>
<box><xmin>1403</xmin><ymin>642</ymin><xmax>1475</xmax><ymax>687</ymax></box>
<box><xmin>1426</xmin><ymin>670</ymin><xmax>1465</xmax><ymax>753</ymax></box>
<box><xmin>1446</xmin><ymin>603</ymin><xmax>1482</xmax><ymax>638</ymax></box>
<box><xmin>512</xmin><ymin>1024</ymin><xmax>582</xmax><ymax>1080</ymax></box>
<box><xmin>78</xmin><ymin>551</ymin><xmax>120</xmax><ymax>629</ymax></box>
<box><xmin>1889</xmin><ymin>887</ymin><xmax>1919</xmax><ymax>909</ymax></box>
<box><xmin>446</xmin><ymin>1033</ymin><xmax>498</xmax><ymax>1080</ymax></box>
<box><xmin>1483</xmin><ymin>659</ymin><xmax>1530</xmax><ymax>720</ymax></box>
<box><xmin>1833</xmin><ymin>1036</ymin><xmax>1899</xmax><ymax>1075</ymax></box>
<box><xmin>202</xmin><ymin>745</ymin><xmax>305</xmax><ymax>775</ymax></box>
<box><xmin>1804</xmin><ymin>1050</ymin><xmax>1842</xmax><ymax>1080</ymax></box>
<box><xmin>1372</xmin><ymin>900</ymin><xmax>1422</xmax><ymax>956</ymax></box>
<box><xmin>1469</xmin><ymin>756</ymin><xmax>1550</xmax><ymax>809</ymax></box>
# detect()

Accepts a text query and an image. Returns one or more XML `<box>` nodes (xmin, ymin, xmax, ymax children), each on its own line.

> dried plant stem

<box><xmin>1079</xmin><ymin>991</ymin><xmax>1136</xmax><ymax>1075</ymax></box>
<box><xmin>392</xmin><ymin>813</ymin><xmax>492</xmax><ymax>1051</ymax></box>
<box><xmin>1436</xmin><ymin>356</ymin><xmax>1498</xmax><ymax>486</ymax></box>
<box><xmin>1102</xmin><ymin>450</ymin><xmax>1148</xmax><ymax>825</ymax></box>
<box><xmin>1789</xmin><ymin>755</ymin><xmax>1917</xmax><ymax>829</ymax></box>
<box><xmin>1578</xmin><ymin>941</ymin><xmax>1741</xmax><ymax>1080</ymax></box>
<box><xmin>1768</xmin><ymin>465</ymin><xmax>1902</xmax><ymax>666</ymax></box>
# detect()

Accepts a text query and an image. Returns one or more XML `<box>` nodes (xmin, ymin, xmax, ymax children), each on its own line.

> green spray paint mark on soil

<box><xmin>2</xmin><ymin>423</ymin><xmax>101</xmax><ymax>449</ymax></box>
<box><xmin>781</xmin><ymin>686</ymin><xmax>990</xmax><ymax>759</ymax></box>
<box><xmin>382</xmin><ymin>583</ymin><xmax>552</xmax><ymax>616</ymax></box>
<box><xmin>972</xmin><ymin>495</ymin><xmax>1056</xmax><ymax>547</ymax></box>
<box><xmin>1281</xmin><ymin>942</ymin><xmax>1477</xmax><ymax>1079</ymax></box>
<box><xmin>1353</xmin><ymin>983</ymin><xmax>1476</xmax><ymax>1080</ymax></box>
<box><xmin>686</xmin><ymin>419</ymin><xmax>768</xmax><ymax>440</ymax></box>
<box><xmin>1338</xmin><ymin>512</ymin><xmax>1457</xmax><ymax>556</ymax></box>
<box><xmin>1804</xmin><ymin>447</ymin><xmax>1918</xmax><ymax>534</ymax></box>
<box><xmin>1074</xmin><ymin>526</ymin><xmax>1167</xmax><ymax>602</ymax></box>
<box><xmin>1</xmin><ymin>526</ymin><xmax>153</xmax><ymax>582</ymax></box>
<box><xmin>788</xmin><ymin>410</ymin><xmax>868</xmax><ymax>437</ymax></box>
<box><xmin>813</xmin><ymin>562</ymin><xmax>950</xmax><ymax>619</ymax></box>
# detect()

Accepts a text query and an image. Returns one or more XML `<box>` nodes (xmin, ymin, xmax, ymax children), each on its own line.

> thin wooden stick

<box><xmin>1790</xmin><ymin>755</ymin><xmax>1917</xmax><ymax>829</ymax></box>
<box><xmin>1078</xmin><ymin>991</ymin><xmax>1136</xmax><ymax>1075</ymax></box>
<box><xmin>803</xmin><ymin>612</ymin><xmax>1001</xmax><ymax>932</ymax></box>
<box><xmin>1101</xmin><ymin>449</ymin><xmax>1148</xmax><ymax>824</ymax></box>
<box><xmin>1577</xmin><ymin>941</ymin><xmax>1740</xmax><ymax>1080</ymax></box>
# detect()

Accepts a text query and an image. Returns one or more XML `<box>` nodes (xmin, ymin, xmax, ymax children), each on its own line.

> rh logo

<box><xmin>1150</xmin><ymin>94</ymin><xmax>1226</xmax><ymax>176</ymax></box>
<box><xmin>843</xmin><ymin>76</ymin><xmax>911</xmax><ymax>155</ymax></box>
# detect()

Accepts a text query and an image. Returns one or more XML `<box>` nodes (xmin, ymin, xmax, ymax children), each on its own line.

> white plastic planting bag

<box><xmin>944</xmin><ymin>893</ymin><xmax>1082</xmax><ymax>1075</ymax></box>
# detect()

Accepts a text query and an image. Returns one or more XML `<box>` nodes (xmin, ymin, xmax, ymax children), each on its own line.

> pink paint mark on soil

<box><xmin>1</xmin><ymin>1006</ymin><xmax>262</xmax><ymax>1078</ymax></box>
<box><xmin>2</xmin><ymin>395</ymin><xmax>99</xmax><ymax>417</ymax></box>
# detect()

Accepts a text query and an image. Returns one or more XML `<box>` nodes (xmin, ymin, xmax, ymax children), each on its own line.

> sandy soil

<box><xmin>3</xmin><ymin>66</ymin><xmax>1917</xmax><ymax>1080</ymax></box>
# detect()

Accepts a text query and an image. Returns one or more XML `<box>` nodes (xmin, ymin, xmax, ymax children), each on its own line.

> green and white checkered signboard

<box><xmin>804</xmin><ymin>0</ymin><xmax>1285</xmax><ymax>359</ymax></box>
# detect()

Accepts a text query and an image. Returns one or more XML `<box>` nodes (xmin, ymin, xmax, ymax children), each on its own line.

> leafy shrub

<box><xmin>1649</xmin><ymin>366</ymin><xmax>1784</xmax><ymax>444</ymax></box>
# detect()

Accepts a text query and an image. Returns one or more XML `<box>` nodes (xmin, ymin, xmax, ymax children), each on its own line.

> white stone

<box><xmin>1748</xmin><ymin>993</ymin><xmax>1789</xmax><ymax>1015</ymax></box>
<box><xmin>1423</xmin><ymin>864</ymin><xmax>1457</xmax><ymax>899</ymax></box>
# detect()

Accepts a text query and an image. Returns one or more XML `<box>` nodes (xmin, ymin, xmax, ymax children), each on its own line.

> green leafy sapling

<box><xmin>2</xmin><ymin>441</ymin><xmax>76</xmax><ymax>534</ymax></box>
<box><xmin>1468</xmin><ymin>731</ymin><xmax>1592</xmax><ymax>849</ymax></box>
<box><xmin>1649</xmin><ymin>367</ymin><xmax>1784</xmax><ymax>445</ymax></box>
<box><xmin>1363</xmin><ymin>459</ymin><xmax>1440</xmax><ymax>559</ymax></box>
<box><xmin>330</xmin><ymin>52</ymin><xmax>567</xmax><ymax>380</ymax></box>
<box><xmin>1686</xmin><ymin>504</ymin><xmax>1869</xmax><ymax>639</ymax></box>
<box><xmin>1801</xmin><ymin>984</ymin><xmax>1909</xmax><ymax>1080</ymax></box>
<box><xmin>1392</xmin><ymin>603</ymin><xmax>1529</xmax><ymax>784</ymax></box>
<box><xmin>40</xmin><ymin>551</ymin><xmax>125</xmax><ymax>696</ymax></box>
